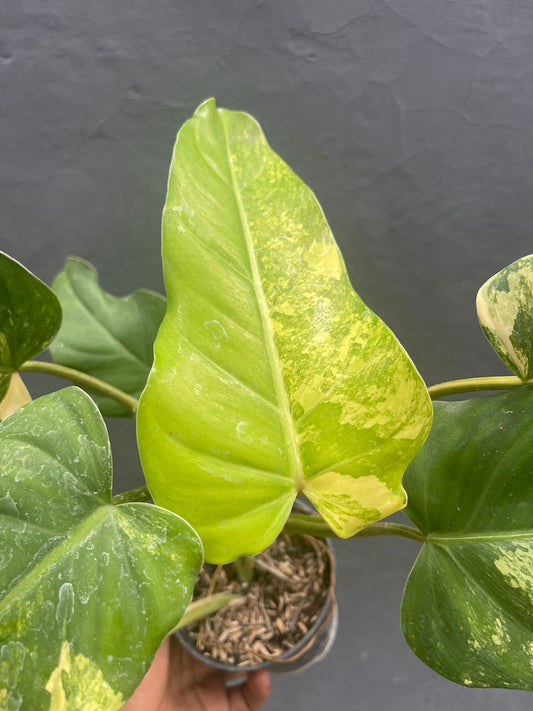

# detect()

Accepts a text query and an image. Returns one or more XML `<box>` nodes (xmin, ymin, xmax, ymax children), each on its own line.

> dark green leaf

<box><xmin>50</xmin><ymin>257</ymin><xmax>166</xmax><ymax>416</ymax></box>
<box><xmin>402</xmin><ymin>387</ymin><xmax>533</xmax><ymax>690</ymax></box>
<box><xmin>0</xmin><ymin>374</ymin><xmax>10</xmax><ymax>402</ymax></box>
<box><xmin>0</xmin><ymin>387</ymin><xmax>203</xmax><ymax>709</ymax></box>
<box><xmin>0</xmin><ymin>252</ymin><xmax>62</xmax><ymax>398</ymax></box>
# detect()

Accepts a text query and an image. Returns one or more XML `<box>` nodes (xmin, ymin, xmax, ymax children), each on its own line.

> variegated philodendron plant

<box><xmin>0</xmin><ymin>100</ymin><xmax>532</xmax><ymax>709</ymax></box>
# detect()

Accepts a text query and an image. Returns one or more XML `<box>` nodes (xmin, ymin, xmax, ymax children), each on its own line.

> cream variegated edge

<box><xmin>304</xmin><ymin>472</ymin><xmax>406</xmax><ymax>538</ymax></box>
<box><xmin>476</xmin><ymin>254</ymin><xmax>533</xmax><ymax>380</ymax></box>
<box><xmin>0</xmin><ymin>373</ymin><xmax>31</xmax><ymax>420</ymax></box>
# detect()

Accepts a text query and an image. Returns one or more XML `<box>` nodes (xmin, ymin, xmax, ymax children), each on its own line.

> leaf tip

<box><xmin>194</xmin><ymin>97</ymin><xmax>218</xmax><ymax>118</ymax></box>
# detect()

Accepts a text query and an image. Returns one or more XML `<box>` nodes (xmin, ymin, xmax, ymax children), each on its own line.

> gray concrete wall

<box><xmin>2</xmin><ymin>1</ymin><xmax>532</xmax><ymax>708</ymax></box>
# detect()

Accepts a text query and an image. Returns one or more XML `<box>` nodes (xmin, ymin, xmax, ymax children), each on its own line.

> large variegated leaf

<box><xmin>0</xmin><ymin>388</ymin><xmax>203</xmax><ymax>710</ymax></box>
<box><xmin>50</xmin><ymin>257</ymin><xmax>166</xmax><ymax>416</ymax></box>
<box><xmin>137</xmin><ymin>99</ymin><xmax>432</xmax><ymax>563</ymax></box>
<box><xmin>0</xmin><ymin>252</ymin><xmax>62</xmax><ymax>400</ymax></box>
<box><xmin>402</xmin><ymin>387</ymin><xmax>533</xmax><ymax>690</ymax></box>
<box><xmin>477</xmin><ymin>254</ymin><xmax>533</xmax><ymax>380</ymax></box>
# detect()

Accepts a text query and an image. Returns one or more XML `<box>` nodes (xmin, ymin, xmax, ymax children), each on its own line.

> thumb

<box><xmin>229</xmin><ymin>670</ymin><xmax>271</xmax><ymax>711</ymax></box>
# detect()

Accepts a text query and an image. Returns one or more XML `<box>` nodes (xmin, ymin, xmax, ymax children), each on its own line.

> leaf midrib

<box><xmin>218</xmin><ymin>113</ymin><xmax>304</xmax><ymax>492</ymax></box>
<box><xmin>0</xmin><ymin>504</ymin><xmax>111</xmax><ymax>616</ymax></box>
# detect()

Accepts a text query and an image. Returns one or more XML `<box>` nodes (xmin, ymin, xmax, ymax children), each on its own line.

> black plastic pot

<box><xmin>176</xmin><ymin>536</ymin><xmax>337</xmax><ymax>675</ymax></box>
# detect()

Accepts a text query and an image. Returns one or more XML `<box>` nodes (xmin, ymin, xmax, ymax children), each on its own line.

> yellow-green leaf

<box><xmin>138</xmin><ymin>99</ymin><xmax>432</xmax><ymax>563</ymax></box>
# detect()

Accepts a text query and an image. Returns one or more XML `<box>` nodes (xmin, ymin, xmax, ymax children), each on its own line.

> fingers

<box><xmin>121</xmin><ymin>638</ymin><xmax>171</xmax><ymax>710</ymax></box>
<box><xmin>228</xmin><ymin>670</ymin><xmax>271</xmax><ymax>711</ymax></box>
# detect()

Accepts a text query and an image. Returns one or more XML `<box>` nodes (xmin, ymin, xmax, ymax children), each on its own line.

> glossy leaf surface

<box><xmin>402</xmin><ymin>387</ymin><xmax>533</xmax><ymax>690</ymax></box>
<box><xmin>0</xmin><ymin>252</ymin><xmax>62</xmax><ymax>399</ymax></box>
<box><xmin>0</xmin><ymin>388</ymin><xmax>203</xmax><ymax>709</ymax></box>
<box><xmin>138</xmin><ymin>99</ymin><xmax>432</xmax><ymax>563</ymax></box>
<box><xmin>50</xmin><ymin>257</ymin><xmax>166</xmax><ymax>416</ymax></box>
<box><xmin>477</xmin><ymin>254</ymin><xmax>533</xmax><ymax>380</ymax></box>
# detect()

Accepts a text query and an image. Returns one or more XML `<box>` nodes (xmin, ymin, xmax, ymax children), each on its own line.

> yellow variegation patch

<box><xmin>476</xmin><ymin>254</ymin><xmax>533</xmax><ymax>380</ymax></box>
<box><xmin>46</xmin><ymin>642</ymin><xmax>124</xmax><ymax>711</ymax></box>
<box><xmin>494</xmin><ymin>543</ymin><xmax>533</xmax><ymax>605</ymax></box>
<box><xmin>304</xmin><ymin>471</ymin><xmax>406</xmax><ymax>537</ymax></box>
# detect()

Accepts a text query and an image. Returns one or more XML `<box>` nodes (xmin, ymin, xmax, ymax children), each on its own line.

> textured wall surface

<box><xmin>2</xmin><ymin>1</ymin><xmax>533</xmax><ymax>708</ymax></box>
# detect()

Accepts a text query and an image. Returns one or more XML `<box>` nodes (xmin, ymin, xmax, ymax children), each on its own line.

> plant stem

<box><xmin>112</xmin><ymin>485</ymin><xmax>151</xmax><ymax>505</ymax></box>
<box><xmin>233</xmin><ymin>557</ymin><xmax>256</xmax><ymax>585</ymax></box>
<box><xmin>172</xmin><ymin>593</ymin><xmax>242</xmax><ymax>633</ymax></box>
<box><xmin>19</xmin><ymin>360</ymin><xmax>139</xmax><ymax>414</ymax></box>
<box><xmin>428</xmin><ymin>375</ymin><xmax>531</xmax><ymax>400</ymax></box>
<box><xmin>284</xmin><ymin>513</ymin><xmax>335</xmax><ymax>538</ymax></box>
<box><xmin>284</xmin><ymin>513</ymin><xmax>425</xmax><ymax>542</ymax></box>
<box><xmin>353</xmin><ymin>521</ymin><xmax>425</xmax><ymax>542</ymax></box>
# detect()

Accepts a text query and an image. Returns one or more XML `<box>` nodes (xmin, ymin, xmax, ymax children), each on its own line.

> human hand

<box><xmin>122</xmin><ymin>635</ymin><xmax>271</xmax><ymax>711</ymax></box>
